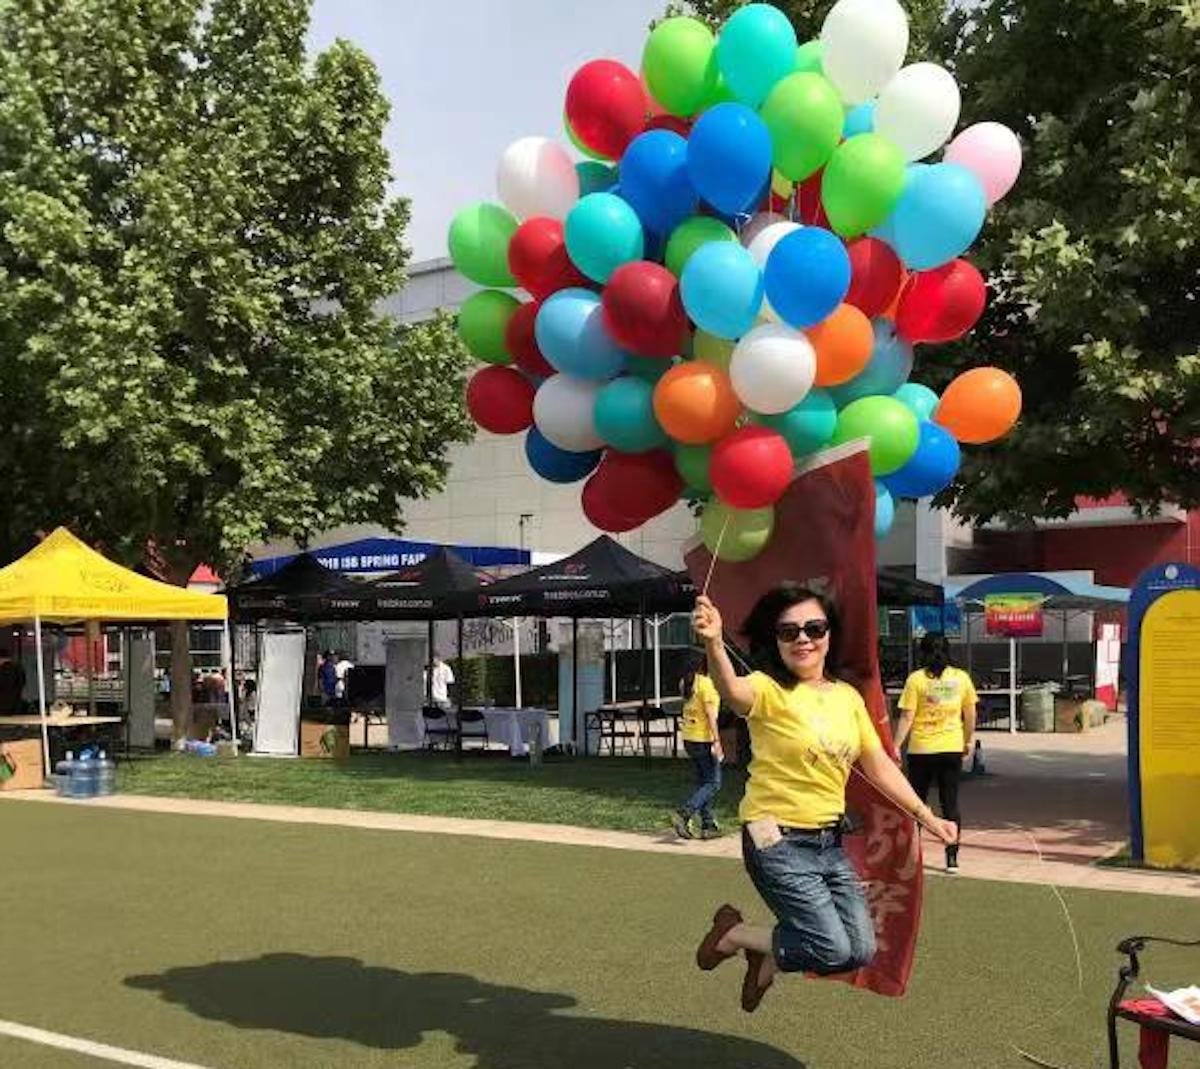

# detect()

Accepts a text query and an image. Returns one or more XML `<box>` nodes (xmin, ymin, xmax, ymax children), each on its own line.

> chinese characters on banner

<box><xmin>984</xmin><ymin>593</ymin><xmax>1045</xmax><ymax>637</ymax></box>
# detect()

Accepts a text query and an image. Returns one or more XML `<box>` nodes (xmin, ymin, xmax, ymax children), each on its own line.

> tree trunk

<box><xmin>169</xmin><ymin>618</ymin><xmax>191</xmax><ymax>742</ymax></box>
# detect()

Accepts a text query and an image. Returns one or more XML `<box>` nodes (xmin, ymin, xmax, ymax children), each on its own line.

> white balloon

<box><xmin>741</xmin><ymin>212</ymin><xmax>787</xmax><ymax>248</ymax></box>
<box><xmin>821</xmin><ymin>0</ymin><xmax>909</xmax><ymax>106</ymax></box>
<box><xmin>730</xmin><ymin>323</ymin><xmax>816</xmax><ymax>415</ymax></box>
<box><xmin>875</xmin><ymin>63</ymin><xmax>961</xmax><ymax>161</ymax></box>
<box><xmin>746</xmin><ymin>221</ymin><xmax>800</xmax><ymax>323</ymax></box>
<box><xmin>496</xmin><ymin>136</ymin><xmax>580</xmax><ymax>220</ymax></box>
<box><xmin>533</xmin><ymin>374</ymin><xmax>605</xmax><ymax>451</ymax></box>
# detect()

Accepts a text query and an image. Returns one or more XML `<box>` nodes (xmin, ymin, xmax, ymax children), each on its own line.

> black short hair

<box><xmin>740</xmin><ymin>582</ymin><xmax>841</xmax><ymax>687</ymax></box>
<box><xmin>918</xmin><ymin>631</ymin><xmax>952</xmax><ymax>673</ymax></box>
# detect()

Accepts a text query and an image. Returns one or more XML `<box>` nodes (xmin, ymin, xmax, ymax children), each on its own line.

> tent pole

<box><xmin>455</xmin><ymin>613</ymin><xmax>464</xmax><ymax>763</ymax></box>
<box><xmin>86</xmin><ymin>619</ymin><xmax>98</xmax><ymax>718</ymax></box>
<box><xmin>652</xmin><ymin>615</ymin><xmax>661</xmax><ymax>706</ymax></box>
<box><xmin>571</xmin><ymin>616</ymin><xmax>579</xmax><ymax>752</ymax></box>
<box><xmin>1061</xmin><ymin>610</ymin><xmax>1069</xmax><ymax>688</ymax></box>
<box><xmin>1009</xmin><ymin>636</ymin><xmax>1017</xmax><ymax>735</ymax></box>
<box><xmin>609</xmin><ymin>620</ymin><xmax>617</xmax><ymax>703</ymax></box>
<box><xmin>639</xmin><ymin>613</ymin><xmax>648</xmax><ymax>762</ymax></box>
<box><xmin>513</xmin><ymin>616</ymin><xmax>522</xmax><ymax>709</ymax></box>
<box><xmin>222</xmin><ymin>619</ymin><xmax>238</xmax><ymax>748</ymax></box>
<box><xmin>426</xmin><ymin>620</ymin><xmax>434</xmax><ymax>705</ymax></box>
<box><xmin>35</xmin><ymin>614</ymin><xmax>50</xmax><ymax>776</ymax></box>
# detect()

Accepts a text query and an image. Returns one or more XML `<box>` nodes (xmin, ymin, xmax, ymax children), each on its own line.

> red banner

<box><xmin>685</xmin><ymin>443</ymin><xmax>922</xmax><ymax>998</ymax></box>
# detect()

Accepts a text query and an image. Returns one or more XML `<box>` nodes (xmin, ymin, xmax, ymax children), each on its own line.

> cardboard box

<box><xmin>300</xmin><ymin>720</ymin><xmax>349</xmax><ymax>759</ymax></box>
<box><xmin>0</xmin><ymin>737</ymin><xmax>46</xmax><ymax>791</ymax></box>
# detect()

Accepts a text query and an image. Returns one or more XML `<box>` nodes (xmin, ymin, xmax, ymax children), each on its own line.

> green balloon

<box><xmin>831</xmin><ymin>396</ymin><xmax>920</xmax><ymax>476</ymax></box>
<box><xmin>821</xmin><ymin>134</ymin><xmax>906</xmax><ymax>239</ymax></box>
<box><xmin>458</xmin><ymin>290</ymin><xmax>519</xmax><ymax>365</ymax></box>
<box><xmin>627</xmin><ymin>354</ymin><xmax>673</xmax><ymax>383</ymax></box>
<box><xmin>692</xmin><ymin>330</ymin><xmax>735</xmax><ymax>372</ymax></box>
<box><xmin>674</xmin><ymin>442</ymin><xmax>713</xmax><ymax>492</ymax></box>
<box><xmin>448</xmin><ymin>202</ymin><xmax>518</xmax><ymax>287</ymax></box>
<box><xmin>761</xmin><ymin>73</ymin><xmax>844</xmax><ymax>182</ymax></box>
<box><xmin>752</xmin><ymin>389</ymin><xmax>837</xmax><ymax>457</ymax></box>
<box><xmin>594</xmin><ymin>377</ymin><xmax>668</xmax><ymax>453</ymax></box>
<box><xmin>642</xmin><ymin>16</ymin><xmax>718</xmax><ymax>117</ymax></box>
<box><xmin>699</xmin><ymin>73</ymin><xmax>737</xmax><ymax>111</ymax></box>
<box><xmin>700</xmin><ymin>501</ymin><xmax>775</xmax><ymax>563</ymax></box>
<box><xmin>795</xmin><ymin>40</ymin><xmax>823</xmax><ymax>75</ymax></box>
<box><xmin>665</xmin><ymin>217</ymin><xmax>738</xmax><ymax>277</ymax></box>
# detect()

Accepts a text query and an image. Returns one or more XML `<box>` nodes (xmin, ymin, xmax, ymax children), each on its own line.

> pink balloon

<box><xmin>944</xmin><ymin>122</ymin><xmax>1022</xmax><ymax>207</ymax></box>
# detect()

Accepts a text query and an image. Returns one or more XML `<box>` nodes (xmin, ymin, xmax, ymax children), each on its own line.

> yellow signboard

<box><xmin>1139</xmin><ymin>589</ymin><xmax>1200</xmax><ymax>869</ymax></box>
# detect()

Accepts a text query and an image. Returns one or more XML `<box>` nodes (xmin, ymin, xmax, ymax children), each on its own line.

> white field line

<box><xmin>0</xmin><ymin>1019</ymin><xmax>213</xmax><ymax>1069</ymax></box>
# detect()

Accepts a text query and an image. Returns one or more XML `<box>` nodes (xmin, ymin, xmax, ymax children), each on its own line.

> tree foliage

<box><xmin>0</xmin><ymin>0</ymin><xmax>472</xmax><ymax>575</ymax></box>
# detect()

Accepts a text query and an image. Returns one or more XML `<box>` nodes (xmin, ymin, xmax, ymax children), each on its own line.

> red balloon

<box><xmin>845</xmin><ymin>238</ymin><xmax>904</xmax><ymax>318</ymax></box>
<box><xmin>601</xmin><ymin>261</ymin><xmax>688</xmax><ymax>358</ymax></box>
<box><xmin>710</xmin><ymin>427</ymin><xmax>793</xmax><ymax>509</ymax></box>
<box><xmin>466</xmin><ymin>366</ymin><xmax>535</xmax><ymax>435</ymax></box>
<box><xmin>507</xmin><ymin>217</ymin><xmax>588</xmax><ymax>301</ymax></box>
<box><xmin>895</xmin><ymin>259</ymin><xmax>987</xmax><ymax>344</ymax></box>
<box><xmin>582</xmin><ymin>473</ymin><xmax>643</xmax><ymax>533</ymax></box>
<box><xmin>796</xmin><ymin>172</ymin><xmax>830</xmax><ymax>228</ymax></box>
<box><xmin>644</xmin><ymin>113</ymin><xmax>692</xmax><ymax>138</ymax></box>
<box><xmin>505</xmin><ymin>302</ymin><xmax>556</xmax><ymax>380</ymax></box>
<box><xmin>565</xmin><ymin>60</ymin><xmax>647</xmax><ymax>160</ymax></box>
<box><xmin>597</xmin><ymin>448</ymin><xmax>683</xmax><ymax>520</ymax></box>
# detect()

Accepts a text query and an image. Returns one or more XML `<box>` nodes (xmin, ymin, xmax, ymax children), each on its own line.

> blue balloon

<box><xmin>594</xmin><ymin>376</ymin><xmax>668</xmax><ymax>453</ymax></box>
<box><xmin>687</xmin><ymin>103</ymin><xmax>773</xmax><ymax>216</ymax></box>
<box><xmin>716</xmin><ymin>3</ymin><xmax>798</xmax><ymax>107</ymax></box>
<box><xmin>893</xmin><ymin>382</ymin><xmax>940</xmax><ymax>421</ymax></box>
<box><xmin>680</xmin><ymin>242</ymin><xmax>763</xmax><ymax>340</ymax></box>
<box><xmin>874</xmin><ymin>481</ymin><xmax>895</xmax><ymax>539</ymax></box>
<box><xmin>830</xmin><ymin>320</ymin><xmax>914</xmax><ymax>407</ymax></box>
<box><xmin>564</xmin><ymin>193</ymin><xmax>644</xmax><ymax>283</ymax></box>
<box><xmin>843</xmin><ymin>102</ymin><xmax>876</xmax><ymax>138</ymax></box>
<box><xmin>764</xmin><ymin>228</ymin><xmax>851</xmax><ymax>328</ymax></box>
<box><xmin>535</xmin><ymin>289</ymin><xmax>629</xmax><ymax>381</ymax></box>
<box><xmin>753</xmin><ymin>389</ymin><xmax>837</xmax><ymax>457</ymax></box>
<box><xmin>881</xmin><ymin>421</ymin><xmax>961</xmax><ymax>499</ymax></box>
<box><xmin>619</xmin><ymin>130</ymin><xmax>698</xmax><ymax>237</ymax></box>
<box><xmin>576</xmin><ymin>160</ymin><xmax>617</xmax><ymax>197</ymax></box>
<box><xmin>524</xmin><ymin>427</ymin><xmax>601</xmax><ymax>484</ymax></box>
<box><xmin>889</xmin><ymin>162</ymin><xmax>987</xmax><ymax>270</ymax></box>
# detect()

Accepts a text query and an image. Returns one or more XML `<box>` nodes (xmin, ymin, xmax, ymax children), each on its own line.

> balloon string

<box><xmin>700</xmin><ymin>513</ymin><xmax>731</xmax><ymax>597</ymax></box>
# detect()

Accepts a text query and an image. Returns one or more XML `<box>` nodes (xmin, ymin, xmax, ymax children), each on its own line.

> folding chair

<box><xmin>421</xmin><ymin>705</ymin><xmax>458</xmax><ymax>751</ymax></box>
<box><xmin>1107</xmin><ymin>935</ymin><xmax>1200</xmax><ymax>1068</ymax></box>
<box><xmin>458</xmin><ymin>708</ymin><xmax>490</xmax><ymax>751</ymax></box>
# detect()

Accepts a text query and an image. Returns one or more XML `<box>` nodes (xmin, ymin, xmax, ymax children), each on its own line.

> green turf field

<box><xmin>2</xmin><ymin>800</ymin><xmax>1197</xmax><ymax>1069</ymax></box>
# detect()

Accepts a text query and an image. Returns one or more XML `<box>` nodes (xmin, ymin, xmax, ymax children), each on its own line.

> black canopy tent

<box><xmin>228</xmin><ymin>554</ymin><xmax>368</xmax><ymax>623</ymax></box>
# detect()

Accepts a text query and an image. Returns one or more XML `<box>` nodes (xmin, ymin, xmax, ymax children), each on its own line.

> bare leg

<box><xmin>716</xmin><ymin>922</ymin><xmax>772</xmax><ymax>956</ymax></box>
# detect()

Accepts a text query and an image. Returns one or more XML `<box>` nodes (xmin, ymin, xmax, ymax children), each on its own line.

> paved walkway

<box><xmin>6</xmin><ymin>716</ymin><xmax>1197</xmax><ymax>897</ymax></box>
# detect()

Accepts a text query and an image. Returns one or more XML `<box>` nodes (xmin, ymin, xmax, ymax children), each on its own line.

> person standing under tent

<box><xmin>690</xmin><ymin>585</ymin><xmax>956</xmax><ymax>1013</ymax></box>
<box><xmin>318</xmin><ymin>650</ymin><xmax>338</xmax><ymax>705</ymax></box>
<box><xmin>894</xmin><ymin>632</ymin><xmax>977</xmax><ymax>873</ymax></box>
<box><xmin>334</xmin><ymin>651</ymin><xmax>355</xmax><ymax>704</ymax></box>
<box><xmin>427</xmin><ymin>654</ymin><xmax>455</xmax><ymax>711</ymax></box>
<box><xmin>671</xmin><ymin>652</ymin><xmax>724</xmax><ymax>841</ymax></box>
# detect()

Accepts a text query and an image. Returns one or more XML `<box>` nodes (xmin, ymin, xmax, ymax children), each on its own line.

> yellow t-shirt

<box><xmin>680</xmin><ymin>674</ymin><xmax>719</xmax><ymax>743</ymax></box>
<box><xmin>739</xmin><ymin>672</ymin><xmax>882</xmax><ymax>829</ymax></box>
<box><xmin>898</xmin><ymin>667</ymin><xmax>978</xmax><ymax>755</ymax></box>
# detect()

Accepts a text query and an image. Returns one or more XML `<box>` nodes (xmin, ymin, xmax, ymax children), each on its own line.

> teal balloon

<box><xmin>889</xmin><ymin>163</ymin><xmax>987</xmax><ymax>270</ymax></box>
<box><xmin>843</xmin><ymin>102</ymin><xmax>876</xmax><ymax>138</ymax></box>
<box><xmin>564</xmin><ymin>193</ymin><xmax>645</xmax><ymax>283</ymax></box>
<box><xmin>716</xmin><ymin>3</ymin><xmax>798</xmax><ymax>107</ymax></box>
<box><xmin>680</xmin><ymin>241</ymin><xmax>763</xmax><ymax>340</ymax></box>
<box><xmin>576</xmin><ymin>161</ymin><xmax>617</xmax><ymax>196</ymax></box>
<box><xmin>627</xmin><ymin>354</ymin><xmax>673</xmax><ymax>383</ymax></box>
<box><xmin>594</xmin><ymin>377</ymin><xmax>668</xmax><ymax>452</ymax></box>
<box><xmin>830</xmin><ymin>320</ymin><xmax>913</xmax><ymax>407</ymax></box>
<box><xmin>894</xmin><ymin>383</ymin><xmax>940</xmax><ymax>421</ymax></box>
<box><xmin>752</xmin><ymin>389</ymin><xmax>837</xmax><ymax>457</ymax></box>
<box><xmin>874</xmin><ymin>481</ymin><xmax>895</xmax><ymax>539</ymax></box>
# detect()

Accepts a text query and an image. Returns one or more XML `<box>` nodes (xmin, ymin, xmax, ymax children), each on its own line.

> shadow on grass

<box><xmin>126</xmin><ymin>953</ymin><xmax>804</xmax><ymax>1068</ymax></box>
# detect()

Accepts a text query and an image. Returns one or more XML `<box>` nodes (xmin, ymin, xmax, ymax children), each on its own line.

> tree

<box><xmin>0</xmin><ymin>0</ymin><xmax>472</xmax><ymax>724</ymax></box>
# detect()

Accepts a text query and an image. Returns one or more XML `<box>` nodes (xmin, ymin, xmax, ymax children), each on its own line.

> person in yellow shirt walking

<box><xmin>671</xmin><ymin>653</ymin><xmax>724</xmax><ymax>840</ymax></box>
<box><xmin>690</xmin><ymin>584</ymin><xmax>957</xmax><ymax>1013</ymax></box>
<box><xmin>895</xmin><ymin>632</ymin><xmax>977</xmax><ymax>873</ymax></box>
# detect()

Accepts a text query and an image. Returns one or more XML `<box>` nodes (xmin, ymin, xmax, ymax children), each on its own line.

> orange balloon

<box><xmin>935</xmin><ymin>367</ymin><xmax>1022</xmax><ymax>444</ymax></box>
<box><xmin>808</xmin><ymin>304</ymin><xmax>874</xmax><ymax>387</ymax></box>
<box><xmin>653</xmin><ymin>362</ymin><xmax>742</xmax><ymax>444</ymax></box>
<box><xmin>880</xmin><ymin>270</ymin><xmax>910</xmax><ymax>321</ymax></box>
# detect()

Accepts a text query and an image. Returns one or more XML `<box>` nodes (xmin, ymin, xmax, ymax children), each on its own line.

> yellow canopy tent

<box><xmin>0</xmin><ymin>527</ymin><xmax>231</xmax><ymax>774</ymax></box>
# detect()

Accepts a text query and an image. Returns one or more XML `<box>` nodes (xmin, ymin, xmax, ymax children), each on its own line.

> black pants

<box><xmin>906</xmin><ymin>752</ymin><xmax>962</xmax><ymax>841</ymax></box>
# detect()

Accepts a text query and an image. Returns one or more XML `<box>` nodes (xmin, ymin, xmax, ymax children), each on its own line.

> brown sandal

<box><xmin>741</xmin><ymin>950</ymin><xmax>774</xmax><ymax>1012</ymax></box>
<box><xmin>695</xmin><ymin>904</ymin><xmax>743</xmax><ymax>971</ymax></box>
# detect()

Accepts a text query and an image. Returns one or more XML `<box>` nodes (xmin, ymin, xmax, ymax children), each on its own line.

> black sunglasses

<box><xmin>775</xmin><ymin>619</ymin><xmax>831</xmax><ymax>643</ymax></box>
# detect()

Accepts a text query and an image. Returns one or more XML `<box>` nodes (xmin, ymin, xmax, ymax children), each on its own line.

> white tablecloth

<box><xmin>419</xmin><ymin>707</ymin><xmax>550</xmax><ymax>757</ymax></box>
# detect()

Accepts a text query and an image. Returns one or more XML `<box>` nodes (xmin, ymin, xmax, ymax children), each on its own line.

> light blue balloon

<box><xmin>874</xmin><ymin>480</ymin><xmax>895</xmax><ymax>539</ymax></box>
<box><xmin>716</xmin><ymin>3</ymin><xmax>798</xmax><ymax>107</ymax></box>
<box><xmin>534</xmin><ymin>289</ymin><xmax>629</xmax><ymax>381</ymax></box>
<box><xmin>687</xmin><ymin>103</ymin><xmax>772</xmax><ymax>216</ymax></box>
<box><xmin>680</xmin><ymin>242</ymin><xmax>763</xmax><ymax>340</ymax></box>
<box><xmin>893</xmin><ymin>383</ymin><xmax>940</xmax><ymax>421</ymax></box>
<box><xmin>881</xmin><ymin>421</ymin><xmax>961</xmax><ymax>499</ymax></box>
<box><xmin>576</xmin><ymin>160</ymin><xmax>617</xmax><ymax>197</ymax></box>
<box><xmin>843</xmin><ymin>101</ymin><xmax>876</xmax><ymax>138</ymax></box>
<box><xmin>752</xmin><ymin>389</ymin><xmax>837</xmax><ymax>457</ymax></box>
<box><xmin>763</xmin><ymin>227</ymin><xmax>851</xmax><ymax>329</ymax></box>
<box><xmin>618</xmin><ymin>130</ymin><xmax>698</xmax><ymax>236</ymax></box>
<box><xmin>890</xmin><ymin>162</ymin><xmax>987</xmax><ymax>270</ymax></box>
<box><xmin>593</xmin><ymin>376</ymin><xmax>668</xmax><ymax>453</ymax></box>
<box><xmin>525</xmin><ymin>428</ymin><xmax>601</xmax><ymax>484</ymax></box>
<box><xmin>831</xmin><ymin>320</ymin><xmax>914</xmax><ymax>407</ymax></box>
<box><xmin>564</xmin><ymin>193</ymin><xmax>645</xmax><ymax>283</ymax></box>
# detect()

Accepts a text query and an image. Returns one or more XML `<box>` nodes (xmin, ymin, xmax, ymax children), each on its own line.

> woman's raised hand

<box><xmin>691</xmin><ymin>595</ymin><xmax>724</xmax><ymax>643</ymax></box>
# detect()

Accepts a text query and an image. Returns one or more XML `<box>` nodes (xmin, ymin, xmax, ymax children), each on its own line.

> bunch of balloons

<box><xmin>448</xmin><ymin>0</ymin><xmax>1025</xmax><ymax>560</ymax></box>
